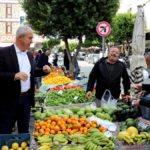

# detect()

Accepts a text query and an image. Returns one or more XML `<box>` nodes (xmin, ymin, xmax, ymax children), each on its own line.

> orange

<box><xmin>69</xmin><ymin>130</ymin><xmax>74</xmax><ymax>135</ymax></box>
<box><xmin>62</xmin><ymin>131</ymin><xmax>66</xmax><ymax>134</ymax></box>
<box><xmin>54</xmin><ymin>126</ymin><xmax>60</xmax><ymax>131</ymax></box>
<box><xmin>34</xmin><ymin>132</ymin><xmax>39</xmax><ymax>136</ymax></box>
<box><xmin>46</xmin><ymin>124</ymin><xmax>51</xmax><ymax>128</ymax></box>
<box><xmin>92</xmin><ymin>124</ymin><xmax>96</xmax><ymax>128</ymax></box>
<box><xmin>74</xmin><ymin>117</ymin><xmax>79</xmax><ymax>121</ymax></box>
<box><xmin>45</xmin><ymin>131</ymin><xmax>50</xmax><ymax>135</ymax></box>
<box><xmin>67</xmin><ymin>119</ymin><xmax>72</xmax><ymax>124</ymax></box>
<box><xmin>80</xmin><ymin>121</ymin><xmax>85</xmax><ymax>125</ymax></box>
<box><xmin>77</xmin><ymin>123</ymin><xmax>81</xmax><ymax>128</ymax></box>
<box><xmin>83</xmin><ymin>127</ymin><xmax>87</xmax><ymax>130</ymax></box>
<box><xmin>41</xmin><ymin>125</ymin><xmax>46</xmax><ymax>130</ymax></box>
<box><xmin>86</xmin><ymin>124</ymin><xmax>91</xmax><ymax>128</ymax></box>
<box><xmin>83</xmin><ymin>130</ymin><xmax>88</xmax><ymax>135</ymax></box>
<box><xmin>51</xmin><ymin>121</ymin><xmax>56</xmax><ymax>125</ymax></box>
<box><xmin>62</xmin><ymin>127</ymin><xmax>66</xmax><ymax>131</ymax></box>
<box><xmin>45</xmin><ymin>128</ymin><xmax>50</xmax><ymax>132</ymax></box>
<box><xmin>71</xmin><ymin>117</ymin><xmax>75</xmax><ymax>120</ymax></box>
<box><xmin>80</xmin><ymin>127</ymin><xmax>84</xmax><ymax>131</ymax></box>
<box><xmin>55</xmin><ymin>117</ymin><xmax>61</xmax><ymax>122</ymax></box>
<box><xmin>50</xmin><ymin>116</ymin><xmax>55</xmax><ymax>121</ymax></box>
<box><xmin>57</xmin><ymin>121</ymin><xmax>62</xmax><ymax>126</ymax></box>
<box><xmin>47</xmin><ymin>120</ymin><xmax>51</xmax><ymax>124</ymax></box>
<box><xmin>66</xmin><ymin>129</ymin><xmax>71</xmax><ymax>133</ymax></box>
<box><xmin>63</xmin><ymin>116</ymin><xmax>68</xmax><ymax>122</ymax></box>
<box><xmin>57</xmin><ymin>131</ymin><xmax>62</xmax><ymax>134</ymax></box>
<box><xmin>39</xmin><ymin>121</ymin><xmax>44</xmax><ymax>127</ymax></box>
<box><xmin>50</xmin><ymin>130</ymin><xmax>55</xmax><ymax>134</ymax></box>
<box><xmin>50</xmin><ymin>125</ymin><xmax>55</xmax><ymax>130</ymax></box>
<box><xmin>92</xmin><ymin>120</ymin><xmax>97</xmax><ymax>124</ymax></box>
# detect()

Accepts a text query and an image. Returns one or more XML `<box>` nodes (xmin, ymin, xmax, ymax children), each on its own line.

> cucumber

<box><xmin>120</xmin><ymin>122</ymin><xmax>126</xmax><ymax>127</ymax></box>
<box><xmin>117</xmin><ymin>102</ymin><xmax>125</xmax><ymax>106</ymax></box>
<box><xmin>127</xmin><ymin>121</ymin><xmax>136</xmax><ymax>127</ymax></box>
<box><xmin>121</xmin><ymin>105</ymin><xmax>129</xmax><ymax>109</ymax></box>
<box><xmin>117</xmin><ymin>108</ymin><xmax>123</xmax><ymax>111</ymax></box>
<box><xmin>137</xmin><ymin>126</ymin><xmax>142</xmax><ymax>130</ymax></box>
<box><xmin>121</xmin><ymin>128</ymin><xmax>127</xmax><ymax>131</ymax></box>
<box><xmin>126</xmin><ymin>118</ymin><xmax>134</xmax><ymax>122</ymax></box>
<box><xmin>120</xmin><ymin>125</ymin><xmax>128</xmax><ymax>130</ymax></box>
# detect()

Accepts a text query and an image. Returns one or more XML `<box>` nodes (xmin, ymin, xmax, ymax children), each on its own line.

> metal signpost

<box><xmin>96</xmin><ymin>21</ymin><xmax>111</xmax><ymax>57</ymax></box>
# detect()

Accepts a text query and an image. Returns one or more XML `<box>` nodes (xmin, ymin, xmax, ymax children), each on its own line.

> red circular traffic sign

<box><xmin>96</xmin><ymin>21</ymin><xmax>111</xmax><ymax>37</ymax></box>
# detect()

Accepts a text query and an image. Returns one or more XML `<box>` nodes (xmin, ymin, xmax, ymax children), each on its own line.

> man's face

<box><xmin>20</xmin><ymin>30</ymin><xmax>33</xmax><ymax>51</ymax></box>
<box><xmin>146</xmin><ymin>55</ymin><xmax>150</xmax><ymax>69</ymax></box>
<box><xmin>108</xmin><ymin>48</ymin><xmax>119</xmax><ymax>62</ymax></box>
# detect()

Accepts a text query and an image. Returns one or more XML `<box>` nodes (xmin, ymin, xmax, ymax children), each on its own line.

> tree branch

<box><xmin>64</xmin><ymin>36</ymin><xmax>71</xmax><ymax>62</ymax></box>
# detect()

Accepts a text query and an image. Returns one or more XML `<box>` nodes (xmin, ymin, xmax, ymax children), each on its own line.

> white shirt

<box><xmin>14</xmin><ymin>44</ymin><xmax>31</xmax><ymax>92</ymax></box>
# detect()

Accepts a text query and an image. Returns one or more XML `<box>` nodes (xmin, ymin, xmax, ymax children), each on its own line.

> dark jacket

<box><xmin>64</xmin><ymin>53</ymin><xmax>69</xmax><ymax>70</ymax></box>
<box><xmin>0</xmin><ymin>44</ymin><xmax>46</xmax><ymax>110</ymax></box>
<box><xmin>36</xmin><ymin>53</ymin><xmax>51</xmax><ymax>68</ymax></box>
<box><xmin>35</xmin><ymin>54</ymin><xmax>39</xmax><ymax>62</ymax></box>
<box><xmin>53</xmin><ymin>58</ymin><xmax>58</xmax><ymax>66</ymax></box>
<box><xmin>140</xmin><ymin>84</ymin><xmax>150</xmax><ymax>107</ymax></box>
<box><xmin>87</xmin><ymin>57</ymin><xmax>130</xmax><ymax>99</ymax></box>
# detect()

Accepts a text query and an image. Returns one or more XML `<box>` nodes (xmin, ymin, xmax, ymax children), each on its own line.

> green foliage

<box><xmin>58</xmin><ymin>42</ymin><xmax>78</xmax><ymax>53</ymax></box>
<box><xmin>48</xmin><ymin>39</ymin><xmax>61</xmax><ymax>48</ymax></box>
<box><xmin>21</xmin><ymin>0</ymin><xmax>120</xmax><ymax>40</ymax></box>
<box><xmin>82</xmin><ymin>39</ymin><xmax>101</xmax><ymax>47</ymax></box>
<box><xmin>111</xmin><ymin>12</ymin><xmax>136</xmax><ymax>43</ymax></box>
<box><xmin>42</xmin><ymin>40</ymin><xmax>49</xmax><ymax>52</ymax></box>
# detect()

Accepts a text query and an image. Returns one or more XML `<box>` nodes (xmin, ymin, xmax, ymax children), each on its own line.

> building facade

<box><xmin>0</xmin><ymin>0</ymin><xmax>43</xmax><ymax>49</ymax></box>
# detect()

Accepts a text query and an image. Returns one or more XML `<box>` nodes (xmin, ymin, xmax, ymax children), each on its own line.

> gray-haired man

<box><xmin>0</xmin><ymin>26</ymin><xmax>51</xmax><ymax>134</ymax></box>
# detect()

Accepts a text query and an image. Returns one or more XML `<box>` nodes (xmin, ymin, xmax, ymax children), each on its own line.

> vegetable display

<box><xmin>49</xmin><ymin>85</ymin><xmax>83</xmax><ymax>91</ymax></box>
<box><xmin>35</xmin><ymin>92</ymin><xmax>47</xmax><ymax>98</ymax></box>
<box><xmin>43</xmin><ymin>74</ymin><xmax>74</xmax><ymax>85</ymax></box>
<box><xmin>46</xmin><ymin>89</ymin><xmax>95</xmax><ymax>106</ymax></box>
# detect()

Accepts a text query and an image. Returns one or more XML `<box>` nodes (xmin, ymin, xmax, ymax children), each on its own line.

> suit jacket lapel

<box><xmin>9</xmin><ymin>44</ymin><xmax>19</xmax><ymax>73</ymax></box>
<box><xmin>27</xmin><ymin>52</ymin><xmax>34</xmax><ymax>72</ymax></box>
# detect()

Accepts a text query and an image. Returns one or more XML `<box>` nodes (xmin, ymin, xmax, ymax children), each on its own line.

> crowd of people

<box><xmin>1</xmin><ymin>25</ymin><xmax>150</xmax><ymax>135</ymax></box>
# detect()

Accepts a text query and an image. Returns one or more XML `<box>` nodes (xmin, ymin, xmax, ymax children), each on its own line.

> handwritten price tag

<box><xmin>138</xmin><ymin>121</ymin><xmax>148</xmax><ymax>129</ymax></box>
<box><xmin>74</xmin><ymin>96</ymin><xmax>78</xmax><ymax>100</ymax></box>
<box><xmin>58</xmin><ymin>90</ymin><xmax>63</xmax><ymax>94</ymax></box>
<box><xmin>104</xmin><ymin>131</ymin><xmax>112</xmax><ymax>138</ymax></box>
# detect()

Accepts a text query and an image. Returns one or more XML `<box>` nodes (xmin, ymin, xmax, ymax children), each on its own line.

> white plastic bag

<box><xmin>101</xmin><ymin>89</ymin><xmax>117</xmax><ymax>110</ymax></box>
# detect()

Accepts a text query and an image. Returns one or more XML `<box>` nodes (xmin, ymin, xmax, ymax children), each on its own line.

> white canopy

<box><xmin>130</xmin><ymin>6</ymin><xmax>147</xmax><ymax>73</ymax></box>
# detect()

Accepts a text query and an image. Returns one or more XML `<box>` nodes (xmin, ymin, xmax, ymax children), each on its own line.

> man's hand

<box><xmin>15</xmin><ymin>71</ymin><xmax>28</xmax><ymax>82</ymax></box>
<box><xmin>86</xmin><ymin>91</ymin><xmax>92</xmax><ymax>100</ymax></box>
<box><xmin>43</xmin><ymin>65</ymin><xmax>51</xmax><ymax>73</ymax></box>
<box><xmin>133</xmin><ymin>99</ymin><xmax>141</xmax><ymax>107</ymax></box>
<box><xmin>134</xmin><ymin>84</ymin><xmax>142</xmax><ymax>91</ymax></box>
<box><xmin>125</xmin><ymin>95</ymin><xmax>132</xmax><ymax>102</ymax></box>
<box><xmin>140</xmin><ymin>90</ymin><xmax>148</xmax><ymax>97</ymax></box>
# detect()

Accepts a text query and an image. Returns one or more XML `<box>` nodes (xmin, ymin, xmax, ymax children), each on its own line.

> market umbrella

<box><xmin>130</xmin><ymin>6</ymin><xmax>147</xmax><ymax>96</ymax></box>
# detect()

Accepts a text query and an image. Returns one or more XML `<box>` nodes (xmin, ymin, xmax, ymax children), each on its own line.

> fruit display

<box><xmin>34</xmin><ymin>115</ymin><xmax>107</xmax><ymax>136</ymax></box>
<box><xmin>120</xmin><ymin>118</ymin><xmax>142</xmax><ymax>131</ymax></box>
<box><xmin>118</xmin><ymin>126</ymin><xmax>150</xmax><ymax>145</ymax></box>
<box><xmin>31</xmin><ymin>102</ymin><xmax>42</xmax><ymax>112</ymax></box>
<box><xmin>1</xmin><ymin>141</ymin><xmax>29</xmax><ymax>150</ymax></box>
<box><xmin>115</xmin><ymin>102</ymin><xmax>141</xmax><ymax>121</ymax></box>
<box><xmin>49</xmin><ymin>85</ymin><xmax>83</xmax><ymax>91</ymax></box>
<box><xmin>52</xmin><ymin>68</ymin><xmax>64</xmax><ymax>74</ymax></box>
<box><xmin>46</xmin><ymin>89</ymin><xmax>95</xmax><ymax>106</ymax></box>
<box><xmin>43</xmin><ymin>74</ymin><xmax>74</xmax><ymax>85</ymax></box>
<box><xmin>60</xmin><ymin>144</ymin><xmax>85</xmax><ymax>150</ymax></box>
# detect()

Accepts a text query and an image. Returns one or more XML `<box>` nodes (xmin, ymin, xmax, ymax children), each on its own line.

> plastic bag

<box><xmin>101</xmin><ymin>89</ymin><xmax>117</xmax><ymax>111</ymax></box>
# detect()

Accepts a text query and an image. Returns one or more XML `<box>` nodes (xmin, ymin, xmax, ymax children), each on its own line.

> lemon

<box><xmin>17</xmin><ymin>148</ymin><xmax>23</xmax><ymax>150</ymax></box>
<box><xmin>21</xmin><ymin>142</ymin><xmax>27</xmax><ymax>149</ymax></box>
<box><xmin>25</xmin><ymin>147</ymin><xmax>29</xmax><ymax>150</ymax></box>
<box><xmin>1</xmin><ymin>146</ymin><xmax>9</xmax><ymax>150</ymax></box>
<box><xmin>12</xmin><ymin>142</ymin><xmax>19</xmax><ymax>149</ymax></box>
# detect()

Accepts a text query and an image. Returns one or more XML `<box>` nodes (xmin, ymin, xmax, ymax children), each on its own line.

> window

<box><xmin>6</xmin><ymin>22</ymin><xmax>12</xmax><ymax>34</ymax></box>
<box><xmin>6</xmin><ymin>4</ymin><xmax>12</xmax><ymax>18</ymax></box>
<box><xmin>0</xmin><ymin>22</ymin><xmax>6</xmax><ymax>34</ymax></box>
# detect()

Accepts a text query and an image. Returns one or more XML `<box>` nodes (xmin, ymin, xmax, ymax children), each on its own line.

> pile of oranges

<box><xmin>34</xmin><ymin>116</ymin><xmax>107</xmax><ymax>136</ymax></box>
<box><xmin>52</xmin><ymin>68</ymin><xmax>63</xmax><ymax>74</ymax></box>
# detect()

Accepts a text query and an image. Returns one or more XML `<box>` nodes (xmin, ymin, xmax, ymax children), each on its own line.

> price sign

<box><xmin>74</xmin><ymin>96</ymin><xmax>78</xmax><ymax>100</ymax></box>
<box><xmin>138</xmin><ymin>121</ymin><xmax>148</xmax><ymax>129</ymax></box>
<box><xmin>104</xmin><ymin>131</ymin><xmax>112</xmax><ymax>138</ymax></box>
<box><xmin>58</xmin><ymin>90</ymin><xmax>63</xmax><ymax>94</ymax></box>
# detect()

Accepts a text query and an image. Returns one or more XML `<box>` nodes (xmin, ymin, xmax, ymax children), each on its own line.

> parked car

<box><xmin>88</xmin><ymin>54</ymin><xmax>99</xmax><ymax>64</ymax></box>
<box><xmin>77</xmin><ymin>52</ymin><xmax>86</xmax><ymax>60</ymax></box>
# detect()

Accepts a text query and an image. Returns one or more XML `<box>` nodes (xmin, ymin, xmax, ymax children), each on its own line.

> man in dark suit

<box><xmin>0</xmin><ymin>26</ymin><xmax>51</xmax><ymax>134</ymax></box>
<box><xmin>35</xmin><ymin>50</ymin><xmax>42</xmax><ymax>62</ymax></box>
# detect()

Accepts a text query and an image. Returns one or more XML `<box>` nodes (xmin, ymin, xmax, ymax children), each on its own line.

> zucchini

<box><xmin>120</xmin><ymin>122</ymin><xmax>126</xmax><ymax>127</ymax></box>
<box><xmin>117</xmin><ymin>102</ymin><xmax>125</xmax><ymax>106</ymax></box>
<box><xmin>120</xmin><ymin>125</ymin><xmax>128</xmax><ymax>130</ymax></box>
<box><xmin>121</xmin><ymin>105</ymin><xmax>129</xmax><ymax>109</ymax></box>
<box><xmin>126</xmin><ymin>118</ymin><xmax>134</xmax><ymax>122</ymax></box>
<box><xmin>127</xmin><ymin>121</ymin><xmax>136</xmax><ymax>127</ymax></box>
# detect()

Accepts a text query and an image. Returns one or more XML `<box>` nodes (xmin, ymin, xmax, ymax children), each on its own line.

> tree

<box><xmin>48</xmin><ymin>39</ymin><xmax>61</xmax><ymax>50</ymax></box>
<box><xmin>82</xmin><ymin>39</ymin><xmax>101</xmax><ymax>48</ymax></box>
<box><xmin>58</xmin><ymin>42</ymin><xmax>78</xmax><ymax>53</ymax></box>
<box><xmin>42</xmin><ymin>40</ymin><xmax>49</xmax><ymax>52</ymax></box>
<box><xmin>111</xmin><ymin>12</ymin><xmax>136</xmax><ymax>56</ymax></box>
<box><xmin>21</xmin><ymin>0</ymin><xmax>120</xmax><ymax>72</ymax></box>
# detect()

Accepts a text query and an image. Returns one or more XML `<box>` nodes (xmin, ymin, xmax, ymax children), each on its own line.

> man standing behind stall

<box><xmin>35</xmin><ymin>50</ymin><xmax>42</xmax><ymax>62</ymax></box>
<box><xmin>86</xmin><ymin>47</ymin><xmax>131</xmax><ymax>107</ymax></box>
<box><xmin>0</xmin><ymin>26</ymin><xmax>51</xmax><ymax>134</ymax></box>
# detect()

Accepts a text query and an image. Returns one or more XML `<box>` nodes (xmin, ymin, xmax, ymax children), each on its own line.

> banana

<box><xmin>140</xmin><ymin>139</ymin><xmax>147</xmax><ymax>143</ymax></box>
<box><xmin>53</xmin><ymin>137</ymin><xmax>67</xmax><ymax>143</ymax></box>
<box><xmin>37</xmin><ymin>135</ymin><xmax>50</xmax><ymax>141</ymax></box>
<box><xmin>140</xmin><ymin>132</ymin><xmax>150</xmax><ymax>138</ymax></box>
<box><xmin>88</xmin><ymin>143</ymin><xmax>95</xmax><ymax>150</ymax></box>
<box><xmin>97</xmin><ymin>146</ymin><xmax>102</xmax><ymax>150</ymax></box>
<box><xmin>100</xmin><ymin>139</ymin><xmax>110</xmax><ymax>142</ymax></box>
<box><xmin>84</xmin><ymin>139</ymin><xmax>92</xmax><ymax>144</ymax></box>
<box><xmin>88</xmin><ymin>128</ymin><xmax>100</xmax><ymax>133</ymax></box>
<box><xmin>41</xmin><ymin>143</ymin><xmax>52</xmax><ymax>146</ymax></box>
<box><xmin>85</xmin><ymin>141</ymin><xmax>93</xmax><ymax>149</ymax></box>
<box><xmin>137</xmin><ymin>137</ymin><xmax>142</xmax><ymax>144</ymax></box>
<box><xmin>133</xmin><ymin>137</ymin><xmax>138</xmax><ymax>141</ymax></box>
<box><xmin>122</xmin><ymin>136</ymin><xmax>131</xmax><ymax>145</ymax></box>
<box><xmin>38</xmin><ymin>145</ymin><xmax>50</xmax><ymax>150</ymax></box>
<box><xmin>135</xmin><ymin>134</ymin><xmax>141</xmax><ymax>138</ymax></box>
<box><xmin>109</xmin><ymin>142</ymin><xmax>115</xmax><ymax>149</ymax></box>
<box><xmin>130</xmin><ymin>139</ymin><xmax>135</xmax><ymax>145</ymax></box>
<box><xmin>59</xmin><ymin>140</ymin><xmax>68</xmax><ymax>145</ymax></box>
<box><xmin>38</xmin><ymin>138</ymin><xmax>52</xmax><ymax>144</ymax></box>
<box><xmin>93</xmin><ymin>144</ymin><xmax>97</xmax><ymax>150</ymax></box>
<box><xmin>140</xmin><ymin>134</ymin><xmax>147</xmax><ymax>139</ymax></box>
<box><xmin>97</xmin><ymin>142</ymin><xmax>108</xmax><ymax>146</ymax></box>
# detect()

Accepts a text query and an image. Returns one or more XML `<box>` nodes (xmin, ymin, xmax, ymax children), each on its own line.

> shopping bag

<box><xmin>101</xmin><ymin>89</ymin><xmax>117</xmax><ymax>112</ymax></box>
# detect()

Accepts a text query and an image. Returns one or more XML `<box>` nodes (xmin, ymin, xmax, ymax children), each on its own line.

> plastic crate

<box><xmin>0</xmin><ymin>133</ymin><xmax>31</xmax><ymax>149</ymax></box>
